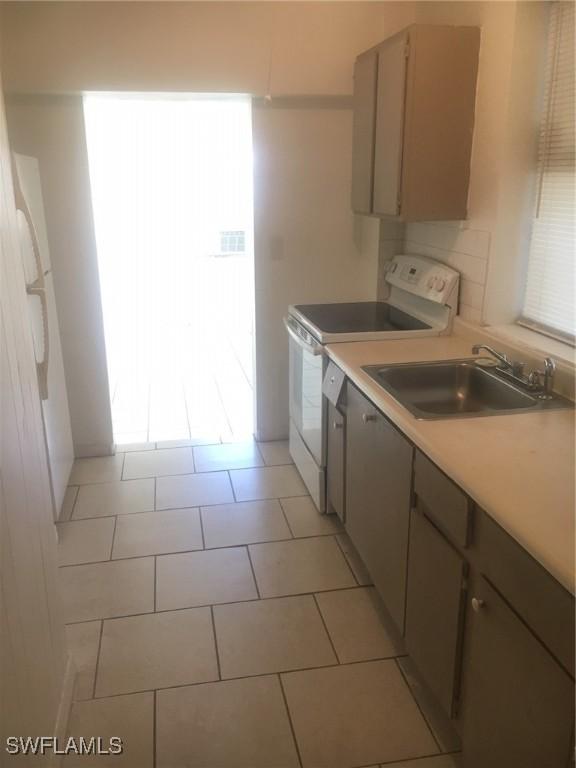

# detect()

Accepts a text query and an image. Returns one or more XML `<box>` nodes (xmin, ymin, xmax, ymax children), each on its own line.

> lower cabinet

<box><xmin>338</xmin><ymin>372</ymin><xmax>574</xmax><ymax>765</ymax></box>
<box><xmin>346</xmin><ymin>383</ymin><xmax>413</xmax><ymax>631</ymax></box>
<box><xmin>460</xmin><ymin>577</ymin><xmax>574</xmax><ymax>768</ymax></box>
<box><xmin>404</xmin><ymin>504</ymin><xmax>467</xmax><ymax>717</ymax></box>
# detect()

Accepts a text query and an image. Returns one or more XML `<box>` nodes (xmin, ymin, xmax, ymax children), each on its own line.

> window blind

<box><xmin>520</xmin><ymin>1</ymin><xmax>575</xmax><ymax>343</ymax></box>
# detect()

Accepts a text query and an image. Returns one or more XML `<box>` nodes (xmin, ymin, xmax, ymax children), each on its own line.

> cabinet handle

<box><xmin>333</xmin><ymin>421</ymin><xmax>343</xmax><ymax>430</ymax></box>
<box><xmin>362</xmin><ymin>413</ymin><xmax>377</xmax><ymax>423</ymax></box>
<box><xmin>471</xmin><ymin>597</ymin><xmax>485</xmax><ymax>613</ymax></box>
<box><xmin>330</xmin><ymin>376</ymin><xmax>335</xmax><ymax>383</ymax></box>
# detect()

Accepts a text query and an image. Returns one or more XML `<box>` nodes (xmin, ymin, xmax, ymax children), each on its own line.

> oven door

<box><xmin>285</xmin><ymin>316</ymin><xmax>325</xmax><ymax>467</ymax></box>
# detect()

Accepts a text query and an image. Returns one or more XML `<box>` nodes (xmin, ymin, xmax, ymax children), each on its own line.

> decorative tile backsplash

<box><xmin>377</xmin><ymin>220</ymin><xmax>491</xmax><ymax>324</ymax></box>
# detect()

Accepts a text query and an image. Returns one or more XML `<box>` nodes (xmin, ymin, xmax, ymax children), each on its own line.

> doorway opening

<box><xmin>84</xmin><ymin>94</ymin><xmax>255</xmax><ymax>445</ymax></box>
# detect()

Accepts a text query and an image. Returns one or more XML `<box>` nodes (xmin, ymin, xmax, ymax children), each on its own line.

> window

<box><xmin>520</xmin><ymin>1</ymin><xmax>575</xmax><ymax>344</ymax></box>
<box><xmin>220</xmin><ymin>230</ymin><xmax>246</xmax><ymax>254</ymax></box>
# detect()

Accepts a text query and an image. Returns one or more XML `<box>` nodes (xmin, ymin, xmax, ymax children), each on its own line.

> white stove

<box><xmin>284</xmin><ymin>254</ymin><xmax>460</xmax><ymax>511</ymax></box>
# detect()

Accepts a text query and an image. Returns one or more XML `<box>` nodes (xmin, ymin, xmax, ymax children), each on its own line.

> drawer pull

<box><xmin>333</xmin><ymin>421</ymin><xmax>343</xmax><ymax>430</ymax></box>
<box><xmin>471</xmin><ymin>597</ymin><xmax>485</xmax><ymax>613</ymax></box>
<box><xmin>362</xmin><ymin>413</ymin><xmax>377</xmax><ymax>423</ymax></box>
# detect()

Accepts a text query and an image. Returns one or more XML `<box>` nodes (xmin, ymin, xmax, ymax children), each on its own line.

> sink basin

<box><xmin>362</xmin><ymin>359</ymin><xmax>572</xmax><ymax>419</ymax></box>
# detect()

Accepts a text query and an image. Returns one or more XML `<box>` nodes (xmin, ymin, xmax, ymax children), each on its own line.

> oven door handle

<box><xmin>283</xmin><ymin>316</ymin><xmax>324</xmax><ymax>356</ymax></box>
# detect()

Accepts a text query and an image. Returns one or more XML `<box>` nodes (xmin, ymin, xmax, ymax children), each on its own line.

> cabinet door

<box><xmin>346</xmin><ymin>384</ymin><xmax>413</xmax><ymax>630</ymax></box>
<box><xmin>373</xmin><ymin>31</ymin><xmax>408</xmax><ymax>216</ymax></box>
<box><xmin>351</xmin><ymin>50</ymin><xmax>378</xmax><ymax>214</ymax></box>
<box><xmin>326</xmin><ymin>402</ymin><xmax>345</xmax><ymax>521</ymax></box>
<box><xmin>461</xmin><ymin>577</ymin><xmax>574</xmax><ymax>768</ymax></box>
<box><xmin>405</xmin><ymin>505</ymin><xmax>466</xmax><ymax>717</ymax></box>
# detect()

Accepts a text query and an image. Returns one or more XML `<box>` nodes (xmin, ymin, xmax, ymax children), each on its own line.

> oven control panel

<box><xmin>384</xmin><ymin>254</ymin><xmax>459</xmax><ymax>306</ymax></box>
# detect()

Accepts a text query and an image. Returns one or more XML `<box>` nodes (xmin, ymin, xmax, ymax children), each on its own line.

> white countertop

<box><xmin>326</xmin><ymin>336</ymin><xmax>576</xmax><ymax>595</ymax></box>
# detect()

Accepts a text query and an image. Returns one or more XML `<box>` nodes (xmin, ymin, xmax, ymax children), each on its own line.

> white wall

<box><xmin>399</xmin><ymin>1</ymin><xmax>549</xmax><ymax>327</ymax></box>
<box><xmin>0</xmin><ymin>1</ymin><xmax>418</xmax><ymax>442</ymax></box>
<box><xmin>253</xmin><ymin>102</ymin><xmax>380</xmax><ymax>438</ymax></box>
<box><xmin>0</xmin><ymin>77</ymin><xmax>70</xmax><ymax>761</ymax></box>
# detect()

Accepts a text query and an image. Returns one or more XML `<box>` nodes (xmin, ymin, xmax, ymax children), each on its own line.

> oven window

<box><xmin>288</xmin><ymin>336</ymin><xmax>324</xmax><ymax>465</ymax></box>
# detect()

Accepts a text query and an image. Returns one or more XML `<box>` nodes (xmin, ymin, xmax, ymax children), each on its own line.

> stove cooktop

<box><xmin>292</xmin><ymin>302</ymin><xmax>431</xmax><ymax>334</ymax></box>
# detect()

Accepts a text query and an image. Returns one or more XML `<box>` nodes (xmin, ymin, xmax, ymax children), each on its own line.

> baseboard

<box><xmin>51</xmin><ymin>653</ymin><xmax>76</xmax><ymax>768</ymax></box>
<box><xmin>73</xmin><ymin>442</ymin><xmax>115</xmax><ymax>459</ymax></box>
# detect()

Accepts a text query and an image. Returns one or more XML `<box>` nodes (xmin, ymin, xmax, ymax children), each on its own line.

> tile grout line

<box><xmin>109</xmin><ymin>515</ymin><xmax>118</xmax><ymax>561</ymax></box>
<box><xmin>198</xmin><ymin>508</ymin><xmax>206</xmax><ymax>550</ymax></box>
<box><xmin>227</xmin><ymin>470</ymin><xmax>237</xmax><ymax>503</ymax></box>
<box><xmin>153</xmin><ymin>556</ymin><xmax>157</xmax><ymax>612</ymax></box>
<box><xmin>209</xmin><ymin>606</ymin><xmax>222</xmax><ymax>680</ymax></box>
<box><xmin>245</xmin><ymin>545</ymin><xmax>261</xmax><ymax>599</ymax></box>
<box><xmin>332</xmin><ymin>534</ymin><xmax>360</xmax><ymax>585</ymax></box>
<box><xmin>91</xmin><ymin>619</ymin><xmax>105</xmax><ymax>700</ymax></box>
<box><xmin>333</xmin><ymin>534</ymin><xmax>361</xmax><ymax>587</ymax></box>
<box><xmin>66</xmin><ymin>586</ymin><xmax>392</xmax><ymax>632</ymax></box>
<box><xmin>63</xmin><ymin>585</ymin><xmax>383</xmax><ymax>626</ymax></box>
<box><xmin>85</xmin><ymin>656</ymin><xmax>412</xmax><ymax>703</ymax></box>
<box><xmin>277</xmin><ymin>498</ymin><xmax>296</xmax><ymax>539</ymax></box>
<box><xmin>69</xmin><ymin>486</ymin><xmax>79</xmax><ymax>521</ymax></box>
<box><xmin>311</xmin><ymin>593</ymin><xmax>340</xmax><ymax>665</ymax></box>
<box><xmin>277</xmin><ymin>673</ymin><xmax>303</xmax><ymax>768</ymax></box>
<box><xmin>60</xmin><ymin>528</ymin><xmax>351</xmax><ymax>569</ymax></box>
<box><xmin>63</xmin><ymin>503</ymin><xmax>311</xmax><ymax>528</ymax></box>
<box><xmin>378</xmin><ymin>752</ymin><xmax>461</xmax><ymax>767</ymax></box>
<box><xmin>152</xmin><ymin>689</ymin><xmax>157</xmax><ymax>768</ymax></box>
<box><xmin>393</xmin><ymin>657</ymin><xmax>443</xmax><ymax>754</ymax></box>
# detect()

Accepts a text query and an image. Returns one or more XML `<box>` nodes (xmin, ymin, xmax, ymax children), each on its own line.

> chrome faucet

<box><xmin>471</xmin><ymin>344</ymin><xmax>524</xmax><ymax>377</ymax></box>
<box><xmin>528</xmin><ymin>357</ymin><xmax>556</xmax><ymax>400</ymax></box>
<box><xmin>472</xmin><ymin>344</ymin><xmax>557</xmax><ymax>399</ymax></box>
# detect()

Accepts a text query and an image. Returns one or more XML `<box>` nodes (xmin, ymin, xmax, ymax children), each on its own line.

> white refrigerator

<box><xmin>12</xmin><ymin>152</ymin><xmax>74</xmax><ymax>520</ymax></box>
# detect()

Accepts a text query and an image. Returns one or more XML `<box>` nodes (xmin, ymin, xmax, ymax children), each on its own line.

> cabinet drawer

<box><xmin>414</xmin><ymin>450</ymin><xmax>471</xmax><ymax>548</ymax></box>
<box><xmin>322</xmin><ymin>362</ymin><xmax>346</xmax><ymax>407</ymax></box>
<box><xmin>476</xmin><ymin>511</ymin><xmax>575</xmax><ymax>678</ymax></box>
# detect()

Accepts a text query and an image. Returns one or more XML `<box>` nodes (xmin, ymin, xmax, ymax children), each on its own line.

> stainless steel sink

<box><xmin>362</xmin><ymin>359</ymin><xmax>573</xmax><ymax>419</ymax></box>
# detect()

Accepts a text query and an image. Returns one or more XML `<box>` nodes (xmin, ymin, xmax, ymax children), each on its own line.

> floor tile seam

<box><xmin>109</xmin><ymin>515</ymin><xmax>118</xmax><ymax>561</ymax></box>
<box><xmin>334</xmin><ymin>534</ymin><xmax>361</xmax><ymax>587</ymax></box>
<box><xmin>277</xmin><ymin>673</ymin><xmax>304</xmax><ymax>768</ymax></box>
<box><xmin>69</xmin><ymin>493</ymin><xmax>310</xmax><ymax>522</ymax></box>
<box><xmin>209</xmin><ymin>605</ymin><xmax>222</xmax><ymax>681</ymax></box>
<box><xmin>64</xmin><ymin>584</ymin><xmax>381</xmax><ymax>625</ymax></box>
<box><xmin>277</xmin><ymin>497</ymin><xmax>297</xmax><ymax>538</ymax></box>
<box><xmin>91</xmin><ymin>619</ymin><xmax>105</xmax><ymax>699</ymax></box>
<box><xmin>82</xmin><ymin>655</ymin><xmax>409</xmax><ymax>704</ymax></box>
<box><xmin>329</xmin><ymin>534</ymin><xmax>360</xmax><ymax>584</ymax></box>
<box><xmin>245</xmin><ymin>545</ymin><xmax>262</xmax><ymax>599</ymax></box>
<box><xmin>393</xmin><ymin>658</ymin><xmax>443</xmax><ymax>755</ymax></box>
<box><xmin>311</xmin><ymin>592</ymin><xmax>341</xmax><ymax>665</ymax></box>
<box><xmin>59</xmin><ymin>530</ymin><xmax>348</xmax><ymax>567</ymax></box>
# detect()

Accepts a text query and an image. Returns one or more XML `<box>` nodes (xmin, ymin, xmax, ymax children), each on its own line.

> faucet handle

<box><xmin>543</xmin><ymin>357</ymin><xmax>556</xmax><ymax>376</ymax></box>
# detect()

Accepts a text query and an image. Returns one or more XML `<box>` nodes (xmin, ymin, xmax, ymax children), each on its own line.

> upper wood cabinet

<box><xmin>351</xmin><ymin>24</ymin><xmax>480</xmax><ymax>221</ymax></box>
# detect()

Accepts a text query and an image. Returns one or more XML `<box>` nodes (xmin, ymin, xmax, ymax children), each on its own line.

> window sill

<box><xmin>486</xmin><ymin>324</ymin><xmax>575</xmax><ymax>369</ymax></box>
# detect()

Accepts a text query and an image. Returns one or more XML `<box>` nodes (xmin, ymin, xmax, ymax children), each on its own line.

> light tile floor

<box><xmin>60</xmin><ymin>439</ymin><xmax>459</xmax><ymax>768</ymax></box>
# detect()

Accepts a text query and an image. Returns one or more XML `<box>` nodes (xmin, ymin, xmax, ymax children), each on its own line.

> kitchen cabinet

<box><xmin>326</xmin><ymin>401</ymin><xmax>345</xmax><ymax>521</ymax></box>
<box><xmin>404</xmin><ymin>503</ymin><xmax>467</xmax><ymax>718</ymax></box>
<box><xmin>351</xmin><ymin>24</ymin><xmax>480</xmax><ymax>221</ymax></box>
<box><xmin>460</xmin><ymin>576</ymin><xmax>574</xmax><ymax>768</ymax></box>
<box><xmin>340</xmin><ymin>381</ymin><xmax>575</xmax><ymax>762</ymax></box>
<box><xmin>345</xmin><ymin>383</ymin><xmax>413</xmax><ymax>631</ymax></box>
